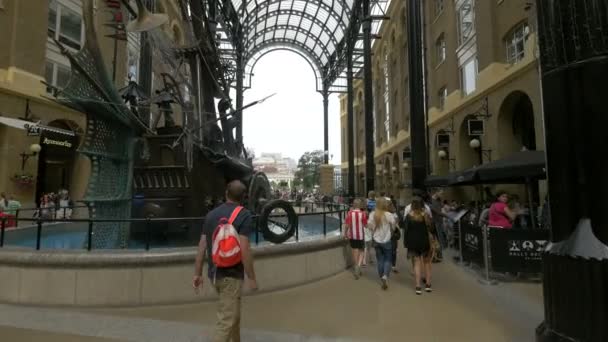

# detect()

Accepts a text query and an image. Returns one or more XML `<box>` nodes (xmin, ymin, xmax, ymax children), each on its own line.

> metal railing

<box><xmin>0</xmin><ymin>202</ymin><xmax>349</xmax><ymax>251</ymax></box>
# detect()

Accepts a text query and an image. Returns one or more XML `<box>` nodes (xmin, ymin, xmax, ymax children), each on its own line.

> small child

<box><xmin>345</xmin><ymin>199</ymin><xmax>367</xmax><ymax>279</ymax></box>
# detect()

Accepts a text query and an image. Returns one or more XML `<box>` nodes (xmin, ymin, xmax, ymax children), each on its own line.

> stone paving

<box><xmin>0</xmin><ymin>249</ymin><xmax>542</xmax><ymax>341</ymax></box>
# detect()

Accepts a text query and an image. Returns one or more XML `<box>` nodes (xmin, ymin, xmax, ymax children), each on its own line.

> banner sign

<box><xmin>460</xmin><ymin>223</ymin><xmax>484</xmax><ymax>266</ymax></box>
<box><xmin>489</xmin><ymin>228</ymin><xmax>549</xmax><ymax>274</ymax></box>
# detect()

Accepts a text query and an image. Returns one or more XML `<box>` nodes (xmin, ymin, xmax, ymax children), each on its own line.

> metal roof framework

<box><xmin>223</xmin><ymin>0</ymin><xmax>392</xmax><ymax>93</ymax></box>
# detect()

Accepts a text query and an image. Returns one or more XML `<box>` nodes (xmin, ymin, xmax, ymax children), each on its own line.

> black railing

<box><xmin>0</xmin><ymin>202</ymin><xmax>349</xmax><ymax>251</ymax></box>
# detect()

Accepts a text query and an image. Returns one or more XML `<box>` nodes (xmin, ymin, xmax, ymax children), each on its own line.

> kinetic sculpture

<box><xmin>49</xmin><ymin>0</ymin><xmax>297</xmax><ymax>247</ymax></box>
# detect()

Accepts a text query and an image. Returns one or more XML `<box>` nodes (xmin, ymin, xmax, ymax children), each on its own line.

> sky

<box><xmin>240</xmin><ymin>51</ymin><xmax>341</xmax><ymax>164</ymax></box>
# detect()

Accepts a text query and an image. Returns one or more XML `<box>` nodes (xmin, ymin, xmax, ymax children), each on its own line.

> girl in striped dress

<box><xmin>344</xmin><ymin>198</ymin><xmax>367</xmax><ymax>279</ymax></box>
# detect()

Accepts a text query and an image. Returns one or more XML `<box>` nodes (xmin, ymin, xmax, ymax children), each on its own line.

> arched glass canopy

<box><xmin>227</xmin><ymin>0</ymin><xmax>392</xmax><ymax>92</ymax></box>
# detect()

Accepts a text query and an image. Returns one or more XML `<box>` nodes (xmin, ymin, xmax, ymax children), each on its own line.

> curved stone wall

<box><xmin>0</xmin><ymin>236</ymin><xmax>348</xmax><ymax>307</ymax></box>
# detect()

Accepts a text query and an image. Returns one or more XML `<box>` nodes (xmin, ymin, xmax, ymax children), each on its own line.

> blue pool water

<box><xmin>3</xmin><ymin>215</ymin><xmax>341</xmax><ymax>250</ymax></box>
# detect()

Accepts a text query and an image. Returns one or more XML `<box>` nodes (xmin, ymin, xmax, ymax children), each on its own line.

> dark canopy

<box><xmin>425</xmin><ymin>151</ymin><xmax>547</xmax><ymax>187</ymax></box>
<box><xmin>475</xmin><ymin>150</ymin><xmax>546</xmax><ymax>183</ymax></box>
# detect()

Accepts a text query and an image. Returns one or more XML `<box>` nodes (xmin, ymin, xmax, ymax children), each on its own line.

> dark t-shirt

<box><xmin>202</xmin><ymin>202</ymin><xmax>253</xmax><ymax>280</ymax></box>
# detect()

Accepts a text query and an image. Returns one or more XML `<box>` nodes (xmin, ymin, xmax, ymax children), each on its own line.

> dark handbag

<box><xmin>391</xmin><ymin>227</ymin><xmax>401</xmax><ymax>241</ymax></box>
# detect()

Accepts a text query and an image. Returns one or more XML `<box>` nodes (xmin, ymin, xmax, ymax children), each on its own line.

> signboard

<box><xmin>468</xmin><ymin>119</ymin><xmax>485</xmax><ymax>136</ymax></box>
<box><xmin>436</xmin><ymin>133</ymin><xmax>450</xmax><ymax>148</ymax></box>
<box><xmin>24</xmin><ymin>124</ymin><xmax>41</xmax><ymax>136</ymax></box>
<box><xmin>460</xmin><ymin>223</ymin><xmax>484</xmax><ymax>266</ymax></box>
<box><xmin>489</xmin><ymin>228</ymin><xmax>549</xmax><ymax>274</ymax></box>
<box><xmin>40</xmin><ymin>129</ymin><xmax>79</xmax><ymax>156</ymax></box>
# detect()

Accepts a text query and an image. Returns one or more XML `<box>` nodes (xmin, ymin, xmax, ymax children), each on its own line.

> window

<box><xmin>435</xmin><ymin>0</ymin><xmax>445</xmax><ymax>16</ymax></box>
<box><xmin>461</xmin><ymin>57</ymin><xmax>477</xmax><ymax>95</ymax></box>
<box><xmin>506</xmin><ymin>22</ymin><xmax>530</xmax><ymax>64</ymax></box>
<box><xmin>383</xmin><ymin>51</ymin><xmax>391</xmax><ymax>143</ymax></box>
<box><xmin>48</xmin><ymin>0</ymin><xmax>83</xmax><ymax>50</ymax></box>
<box><xmin>457</xmin><ymin>0</ymin><xmax>475</xmax><ymax>45</ymax></box>
<box><xmin>45</xmin><ymin>60</ymin><xmax>71</xmax><ymax>93</ymax></box>
<box><xmin>438</xmin><ymin>87</ymin><xmax>448</xmax><ymax>110</ymax></box>
<box><xmin>436</xmin><ymin>34</ymin><xmax>446</xmax><ymax>64</ymax></box>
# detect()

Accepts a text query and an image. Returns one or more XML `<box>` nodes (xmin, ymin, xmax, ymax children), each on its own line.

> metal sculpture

<box><xmin>50</xmin><ymin>0</ymin><xmax>150</xmax><ymax>248</ymax></box>
<box><xmin>47</xmin><ymin>0</ymin><xmax>299</xmax><ymax>246</ymax></box>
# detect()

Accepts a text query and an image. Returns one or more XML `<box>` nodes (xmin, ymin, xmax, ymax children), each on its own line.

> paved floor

<box><xmin>0</xmin><ymin>249</ymin><xmax>543</xmax><ymax>341</ymax></box>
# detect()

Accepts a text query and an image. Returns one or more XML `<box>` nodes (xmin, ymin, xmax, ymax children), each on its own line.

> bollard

<box><xmin>36</xmin><ymin>219</ymin><xmax>42</xmax><ymax>250</ymax></box>
<box><xmin>87</xmin><ymin>220</ymin><xmax>94</xmax><ymax>251</ymax></box>
<box><xmin>479</xmin><ymin>225</ymin><xmax>498</xmax><ymax>285</ymax></box>
<box><xmin>145</xmin><ymin>217</ymin><xmax>151</xmax><ymax>251</ymax></box>
<box><xmin>323</xmin><ymin>212</ymin><xmax>327</xmax><ymax>237</ymax></box>
<box><xmin>0</xmin><ymin>218</ymin><xmax>5</xmax><ymax>247</ymax></box>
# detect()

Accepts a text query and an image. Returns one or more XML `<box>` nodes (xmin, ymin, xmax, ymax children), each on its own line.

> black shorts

<box><xmin>349</xmin><ymin>239</ymin><xmax>364</xmax><ymax>250</ymax></box>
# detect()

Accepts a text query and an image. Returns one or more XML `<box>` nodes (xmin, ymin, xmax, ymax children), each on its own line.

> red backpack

<box><xmin>212</xmin><ymin>206</ymin><xmax>244</xmax><ymax>268</ymax></box>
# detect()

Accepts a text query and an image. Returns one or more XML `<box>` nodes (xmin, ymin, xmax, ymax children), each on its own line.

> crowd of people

<box><xmin>343</xmin><ymin>189</ymin><xmax>442</xmax><ymax>294</ymax></box>
<box><xmin>341</xmin><ymin>187</ymin><xmax>547</xmax><ymax>294</ymax></box>
<box><xmin>36</xmin><ymin>189</ymin><xmax>74</xmax><ymax>219</ymax></box>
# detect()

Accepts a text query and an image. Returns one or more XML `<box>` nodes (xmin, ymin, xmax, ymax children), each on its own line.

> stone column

<box><xmin>319</xmin><ymin>164</ymin><xmax>335</xmax><ymax>196</ymax></box>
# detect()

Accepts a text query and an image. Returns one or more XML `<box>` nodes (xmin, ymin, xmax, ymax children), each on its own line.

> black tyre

<box><xmin>259</xmin><ymin>199</ymin><xmax>298</xmax><ymax>244</ymax></box>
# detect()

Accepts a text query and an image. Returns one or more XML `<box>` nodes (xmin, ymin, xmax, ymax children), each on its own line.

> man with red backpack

<box><xmin>193</xmin><ymin>180</ymin><xmax>258</xmax><ymax>342</ymax></box>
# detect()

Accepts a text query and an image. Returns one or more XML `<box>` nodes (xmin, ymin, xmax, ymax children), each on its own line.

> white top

<box><xmin>367</xmin><ymin>211</ymin><xmax>396</xmax><ymax>244</ymax></box>
<box><xmin>403</xmin><ymin>204</ymin><xmax>432</xmax><ymax>218</ymax></box>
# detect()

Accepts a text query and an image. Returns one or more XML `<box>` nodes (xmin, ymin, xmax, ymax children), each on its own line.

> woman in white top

<box><xmin>367</xmin><ymin>198</ymin><xmax>397</xmax><ymax>290</ymax></box>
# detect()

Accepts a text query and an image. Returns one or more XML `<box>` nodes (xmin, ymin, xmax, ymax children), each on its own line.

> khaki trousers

<box><xmin>213</xmin><ymin>277</ymin><xmax>243</xmax><ymax>342</ymax></box>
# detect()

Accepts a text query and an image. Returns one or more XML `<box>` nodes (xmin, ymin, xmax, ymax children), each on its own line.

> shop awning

<box><xmin>425</xmin><ymin>151</ymin><xmax>547</xmax><ymax>187</ymax></box>
<box><xmin>0</xmin><ymin>115</ymin><xmax>75</xmax><ymax>137</ymax></box>
<box><xmin>475</xmin><ymin>150</ymin><xmax>546</xmax><ymax>183</ymax></box>
<box><xmin>425</xmin><ymin>174</ymin><xmax>451</xmax><ymax>187</ymax></box>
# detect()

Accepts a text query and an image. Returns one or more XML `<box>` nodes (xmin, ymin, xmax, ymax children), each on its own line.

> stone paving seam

<box><xmin>0</xmin><ymin>303</ymin><xmax>362</xmax><ymax>342</ymax></box>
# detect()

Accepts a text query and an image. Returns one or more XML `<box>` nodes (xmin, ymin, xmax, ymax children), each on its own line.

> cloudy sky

<box><xmin>241</xmin><ymin>51</ymin><xmax>342</xmax><ymax>164</ymax></box>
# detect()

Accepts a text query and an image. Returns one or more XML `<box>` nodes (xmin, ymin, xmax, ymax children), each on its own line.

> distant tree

<box><xmin>278</xmin><ymin>180</ymin><xmax>288</xmax><ymax>188</ymax></box>
<box><xmin>294</xmin><ymin>150</ymin><xmax>324</xmax><ymax>190</ymax></box>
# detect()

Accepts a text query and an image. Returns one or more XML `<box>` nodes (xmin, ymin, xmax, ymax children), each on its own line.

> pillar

<box><xmin>407</xmin><ymin>0</ymin><xmax>428</xmax><ymax>191</ymax></box>
<box><xmin>235</xmin><ymin>38</ymin><xmax>244</xmax><ymax>144</ymax></box>
<box><xmin>362</xmin><ymin>0</ymin><xmax>375</xmax><ymax>193</ymax></box>
<box><xmin>323</xmin><ymin>89</ymin><xmax>329</xmax><ymax>164</ymax></box>
<box><xmin>347</xmin><ymin>39</ymin><xmax>356</xmax><ymax>198</ymax></box>
<box><xmin>535</xmin><ymin>1</ymin><xmax>608</xmax><ymax>341</ymax></box>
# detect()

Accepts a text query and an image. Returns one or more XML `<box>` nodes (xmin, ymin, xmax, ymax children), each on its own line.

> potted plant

<box><xmin>12</xmin><ymin>173</ymin><xmax>35</xmax><ymax>186</ymax></box>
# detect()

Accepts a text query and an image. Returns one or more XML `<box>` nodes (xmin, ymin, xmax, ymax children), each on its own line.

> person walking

<box><xmin>362</xmin><ymin>190</ymin><xmax>377</xmax><ymax>266</ymax></box>
<box><xmin>389</xmin><ymin>202</ymin><xmax>401</xmax><ymax>273</ymax></box>
<box><xmin>404</xmin><ymin>197</ymin><xmax>434</xmax><ymax>295</ymax></box>
<box><xmin>193</xmin><ymin>180</ymin><xmax>258</xmax><ymax>342</ymax></box>
<box><xmin>367</xmin><ymin>198</ymin><xmax>397</xmax><ymax>290</ymax></box>
<box><xmin>344</xmin><ymin>198</ymin><xmax>367</xmax><ymax>279</ymax></box>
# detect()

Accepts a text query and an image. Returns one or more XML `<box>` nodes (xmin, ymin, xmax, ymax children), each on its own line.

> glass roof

<box><xmin>231</xmin><ymin>0</ymin><xmax>392</xmax><ymax>92</ymax></box>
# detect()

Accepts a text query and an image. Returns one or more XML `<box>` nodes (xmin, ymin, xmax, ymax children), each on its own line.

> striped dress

<box><xmin>346</xmin><ymin>209</ymin><xmax>367</xmax><ymax>240</ymax></box>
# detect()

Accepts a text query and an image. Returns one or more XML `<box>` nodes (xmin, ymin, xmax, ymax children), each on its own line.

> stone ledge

<box><xmin>0</xmin><ymin>235</ymin><xmax>346</xmax><ymax>268</ymax></box>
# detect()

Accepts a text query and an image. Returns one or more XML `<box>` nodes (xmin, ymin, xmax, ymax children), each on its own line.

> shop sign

<box><xmin>42</xmin><ymin>137</ymin><xmax>73</xmax><ymax>149</ymax></box>
<box><xmin>24</xmin><ymin>124</ymin><xmax>41</xmax><ymax>136</ymax></box>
